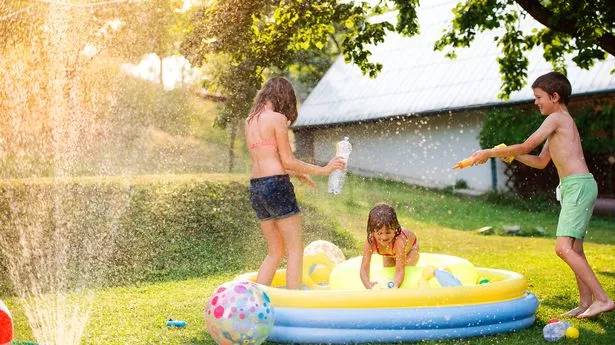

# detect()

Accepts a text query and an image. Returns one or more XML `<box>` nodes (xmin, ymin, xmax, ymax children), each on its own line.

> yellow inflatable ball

<box><xmin>565</xmin><ymin>327</ymin><xmax>579</xmax><ymax>339</ymax></box>
<box><xmin>330</xmin><ymin>262</ymin><xmax>425</xmax><ymax>290</ymax></box>
<box><xmin>417</xmin><ymin>278</ymin><xmax>430</xmax><ymax>289</ymax></box>
<box><xmin>419</xmin><ymin>265</ymin><xmax>442</xmax><ymax>288</ymax></box>
<box><xmin>423</xmin><ymin>265</ymin><xmax>436</xmax><ymax>280</ymax></box>
<box><xmin>303</xmin><ymin>240</ymin><xmax>346</xmax><ymax>266</ymax></box>
<box><xmin>445</xmin><ymin>261</ymin><xmax>478</xmax><ymax>286</ymax></box>
<box><xmin>428</xmin><ymin>277</ymin><xmax>442</xmax><ymax>288</ymax></box>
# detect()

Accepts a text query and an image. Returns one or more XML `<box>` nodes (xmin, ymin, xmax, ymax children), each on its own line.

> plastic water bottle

<box><xmin>328</xmin><ymin>136</ymin><xmax>352</xmax><ymax>194</ymax></box>
<box><xmin>542</xmin><ymin>321</ymin><xmax>571</xmax><ymax>342</ymax></box>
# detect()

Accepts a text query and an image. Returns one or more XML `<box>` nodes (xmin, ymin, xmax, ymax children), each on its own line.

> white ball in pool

<box><xmin>204</xmin><ymin>281</ymin><xmax>274</xmax><ymax>345</ymax></box>
<box><xmin>373</xmin><ymin>280</ymin><xmax>395</xmax><ymax>289</ymax></box>
<box><xmin>303</xmin><ymin>240</ymin><xmax>346</xmax><ymax>265</ymax></box>
<box><xmin>0</xmin><ymin>299</ymin><xmax>13</xmax><ymax>345</ymax></box>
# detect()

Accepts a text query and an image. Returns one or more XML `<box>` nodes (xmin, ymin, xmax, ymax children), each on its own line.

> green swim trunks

<box><xmin>556</xmin><ymin>174</ymin><xmax>598</xmax><ymax>239</ymax></box>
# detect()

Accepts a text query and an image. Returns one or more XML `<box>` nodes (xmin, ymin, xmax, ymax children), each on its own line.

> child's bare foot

<box><xmin>577</xmin><ymin>299</ymin><xmax>615</xmax><ymax>319</ymax></box>
<box><xmin>561</xmin><ymin>306</ymin><xmax>589</xmax><ymax>317</ymax></box>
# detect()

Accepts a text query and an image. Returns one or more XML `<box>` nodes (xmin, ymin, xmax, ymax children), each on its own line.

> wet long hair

<box><xmin>247</xmin><ymin>77</ymin><xmax>298</xmax><ymax>124</ymax></box>
<box><xmin>531</xmin><ymin>71</ymin><xmax>572</xmax><ymax>105</ymax></box>
<box><xmin>366</xmin><ymin>203</ymin><xmax>402</xmax><ymax>246</ymax></box>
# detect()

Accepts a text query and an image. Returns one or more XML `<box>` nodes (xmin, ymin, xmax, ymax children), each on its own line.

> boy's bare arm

<box><xmin>515</xmin><ymin>140</ymin><xmax>551</xmax><ymax>169</ymax></box>
<box><xmin>472</xmin><ymin>114</ymin><xmax>560</xmax><ymax>164</ymax></box>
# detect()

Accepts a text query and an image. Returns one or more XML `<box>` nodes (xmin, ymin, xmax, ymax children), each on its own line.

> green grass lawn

<box><xmin>3</xmin><ymin>173</ymin><xmax>614</xmax><ymax>345</ymax></box>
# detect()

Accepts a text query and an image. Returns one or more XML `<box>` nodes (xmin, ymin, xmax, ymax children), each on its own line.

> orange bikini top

<box><xmin>372</xmin><ymin>228</ymin><xmax>418</xmax><ymax>257</ymax></box>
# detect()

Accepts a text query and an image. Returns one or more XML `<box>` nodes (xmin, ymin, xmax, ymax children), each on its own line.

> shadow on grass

<box><xmin>597</xmin><ymin>271</ymin><xmax>615</xmax><ymax>279</ymax></box>
<box><xmin>539</xmin><ymin>293</ymin><xmax>578</xmax><ymax>314</ymax></box>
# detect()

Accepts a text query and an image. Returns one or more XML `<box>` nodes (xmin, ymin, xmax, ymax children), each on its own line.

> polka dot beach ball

<box><xmin>0</xmin><ymin>299</ymin><xmax>13</xmax><ymax>345</ymax></box>
<box><xmin>205</xmin><ymin>281</ymin><xmax>274</xmax><ymax>345</ymax></box>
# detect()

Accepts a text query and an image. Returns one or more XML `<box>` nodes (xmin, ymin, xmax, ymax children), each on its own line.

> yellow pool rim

<box><xmin>234</xmin><ymin>267</ymin><xmax>528</xmax><ymax>309</ymax></box>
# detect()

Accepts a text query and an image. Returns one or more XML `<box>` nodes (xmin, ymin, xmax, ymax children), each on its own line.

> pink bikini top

<box><xmin>248</xmin><ymin>139</ymin><xmax>277</xmax><ymax>149</ymax></box>
<box><xmin>247</xmin><ymin>111</ymin><xmax>278</xmax><ymax>150</ymax></box>
<box><xmin>372</xmin><ymin>228</ymin><xmax>418</xmax><ymax>257</ymax></box>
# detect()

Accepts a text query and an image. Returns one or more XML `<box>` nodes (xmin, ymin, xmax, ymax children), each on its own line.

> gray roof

<box><xmin>295</xmin><ymin>0</ymin><xmax>615</xmax><ymax>128</ymax></box>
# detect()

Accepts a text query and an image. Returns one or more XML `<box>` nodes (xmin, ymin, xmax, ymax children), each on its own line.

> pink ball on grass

<box><xmin>205</xmin><ymin>281</ymin><xmax>274</xmax><ymax>345</ymax></box>
<box><xmin>0</xmin><ymin>299</ymin><xmax>13</xmax><ymax>345</ymax></box>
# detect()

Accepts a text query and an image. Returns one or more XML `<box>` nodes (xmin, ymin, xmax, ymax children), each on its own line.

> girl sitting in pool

<box><xmin>360</xmin><ymin>203</ymin><xmax>419</xmax><ymax>289</ymax></box>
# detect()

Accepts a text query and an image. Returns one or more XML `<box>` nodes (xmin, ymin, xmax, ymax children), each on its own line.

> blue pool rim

<box><xmin>268</xmin><ymin>292</ymin><xmax>538</xmax><ymax>343</ymax></box>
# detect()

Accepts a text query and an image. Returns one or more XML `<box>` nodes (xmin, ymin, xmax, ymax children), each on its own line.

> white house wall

<box><xmin>310</xmin><ymin>111</ymin><xmax>509</xmax><ymax>192</ymax></box>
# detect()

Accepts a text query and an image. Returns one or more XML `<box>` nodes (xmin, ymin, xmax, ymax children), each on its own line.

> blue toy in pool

<box><xmin>434</xmin><ymin>269</ymin><xmax>462</xmax><ymax>287</ymax></box>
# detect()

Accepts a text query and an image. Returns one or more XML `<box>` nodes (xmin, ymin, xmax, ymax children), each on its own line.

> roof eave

<box><xmin>292</xmin><ymin>88</ymin><xmax>615</xmax><ymax>130</ymax></box>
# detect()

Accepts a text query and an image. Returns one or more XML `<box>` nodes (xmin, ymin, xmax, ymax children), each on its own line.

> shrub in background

<box><xmin>480</xmin><ymin>104</ymin><xmax>615</xmax><ymax>196</ymax></box>
<box><xmin>0</xmin><ymin>175</ymin><xmax>357</xmax><ymax>295</ymax></box>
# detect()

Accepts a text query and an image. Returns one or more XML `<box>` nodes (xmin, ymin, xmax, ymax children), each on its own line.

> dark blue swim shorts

<box><xmin>249</xmin><ymin>174</ymin><xmax>301</xmax><ymax>221</ymax></box>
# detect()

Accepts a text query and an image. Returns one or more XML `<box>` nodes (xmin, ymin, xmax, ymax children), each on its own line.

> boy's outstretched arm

<box><xmin>515</xmin><ymin>140</ymin><xmax>551</xmax><ymax>169</ymax></box>
<box><xmin>471</xmin><ymin>114</ymin><xmax>559</xmax><ymax>164</ymax></box>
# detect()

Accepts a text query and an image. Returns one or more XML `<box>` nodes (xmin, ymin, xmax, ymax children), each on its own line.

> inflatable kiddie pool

<box><xmin>235</xmin><ymin>252</ymin><xmax>538</xmax><ymax>344</ymax></box>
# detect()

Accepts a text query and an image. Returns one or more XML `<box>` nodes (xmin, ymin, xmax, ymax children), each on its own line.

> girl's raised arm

<box><xmin>274</xmin><ymin>113</ymin><xmax>344</xmax><ymax>175</ymax></box>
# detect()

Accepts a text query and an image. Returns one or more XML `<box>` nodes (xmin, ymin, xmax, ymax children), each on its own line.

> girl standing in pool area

<box><xmin>246</xmin><ymin>77</ymin><xmax>345</xmax><ymax>290</ymax></box>
<box><xmin>360</xmin><ymin>203</ymin><xmax>420</xmax><ymax>289</ymax></box>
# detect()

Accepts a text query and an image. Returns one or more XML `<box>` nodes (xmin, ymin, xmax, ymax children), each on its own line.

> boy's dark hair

<box><xmin>531</xmin><ymin>71</ymin><xmax>572</xmax><ymax>105</ymax></box>
<box><xmin>367</xmin><ymin>203</ymin><xmax>401</xmax><ymax>245</ymax></box>
<box><xmin>248</xmin><ymin>77</ymin><xmax>298</xmax><ymax>124</ymax></box>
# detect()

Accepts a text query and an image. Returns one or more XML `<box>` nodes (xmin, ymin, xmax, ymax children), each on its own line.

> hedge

<box><xmin>479</xmin><ymin>104</ymin><xmax>615</xmax><ymax>196</ymax></box>
<box><xmin>480</xmin><ymin>104</ymin><xmax>615</xmax><ymax>155</ymax></box>
<box><xmin>0</xmin><ymin>175</ymin><xmax>357</xmax><ymax>295</ymax></box>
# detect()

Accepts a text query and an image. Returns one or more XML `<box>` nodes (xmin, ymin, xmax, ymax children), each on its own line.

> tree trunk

<box><xmin>180</xmin><ymin>63</ymin><xmax>185</xmax><ymax>87</ymax></box>
<box><xmin>159</xmin><ymin>55</ymin><xmax>164</xmax><ymax>85</ymax></box>
<box><xmin>228</xmin><ymin>120</ymin><xmax>237</xmax><ymax>173</ymax></box>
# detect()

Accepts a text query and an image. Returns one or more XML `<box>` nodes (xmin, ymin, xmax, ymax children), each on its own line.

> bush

<box><xmin>0</xmin><ymin>175</ymin><xmax>356</xmax><ymax>295</ymax></box>
<box><xmin>479</xmin><ymin>107</ymin><xmax>543</xmax><ymax>152</ymax></box>
<box><xmin>575</xmin><ymin>104</ymin><xmax>615</xmax><ymax>154</ymax></box>
<box><xmin>480</xmin><ymin>104</ymin><xmax>615</xmax><ymax>195</ymax></box>
<box><xmin>480</xmin><ymin>104</ymin><xmax>615</xmax><ymax>156</ymax></box>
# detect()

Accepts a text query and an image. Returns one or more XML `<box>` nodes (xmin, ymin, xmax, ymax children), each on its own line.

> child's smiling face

<box><xmin>374</xmin><ymin>226</ymin><xmax>396</xmax><ymax>246</ymax></box>
<box><xmin>533</xmin><ymin>87</ymin><xmax>558</xmax><ymax>115</ymax></box>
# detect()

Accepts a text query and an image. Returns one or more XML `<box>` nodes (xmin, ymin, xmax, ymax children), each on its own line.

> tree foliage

<box><xmin>434</xmin><ymin>0</ymin><xmax>614</xmax><ymax>99</ymax></box>
<box><xmin>182</xmin><ymin>0</ymin><xmax>614</xmax><ymax>112</ymax></box>
<box><xmin>0</xmin><ymin>0</ymin><xmax>183</xmax><ymax>62</ymax></box>
<box><xmin>0</xmin><ymin>0</ymin><xmax>188</xmax><ymax>177</ymax></box>
<box><xmin>181</xmin><ymin>0</ymin><xmax>391</xmax><ymax>129</ymax></box>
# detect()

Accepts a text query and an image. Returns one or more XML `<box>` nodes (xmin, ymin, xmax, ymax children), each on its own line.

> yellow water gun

<box><xmin>453</xmin><ymin>143</ymin><xmax>514</xmax><ymax>169</ymax></box>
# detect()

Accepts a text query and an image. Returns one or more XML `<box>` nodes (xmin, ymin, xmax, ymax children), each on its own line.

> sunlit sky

<box><xmin>122</xmin><ymin>54</ymin><xmax>204</xmax><ymax>90</ymax></box>
<box><xmin>121</xmin><ymin>0</ymin><xmax>203</xmax><ymax>89</ymax></box>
